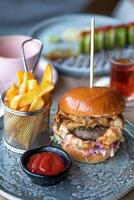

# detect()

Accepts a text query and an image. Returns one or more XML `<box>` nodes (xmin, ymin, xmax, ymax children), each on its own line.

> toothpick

<box><xmin>90</xmin><ymin>18</ymin><xmax>95</xmax><ymax>88</ymax></box>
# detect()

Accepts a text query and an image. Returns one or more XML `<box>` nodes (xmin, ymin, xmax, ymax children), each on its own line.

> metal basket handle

<box><xmin>21</xmin><ymin>38</ymin><xmax>43</xmax><ymax>72</ymax></box>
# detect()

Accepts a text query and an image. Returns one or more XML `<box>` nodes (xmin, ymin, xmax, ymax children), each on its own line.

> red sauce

<box><xmin>27</xmin><ymin>152</ymin><xmax>65</xmax><ymax>176</ymax></box>
<box><xmin>110</xmin><ymin>58</ymin><xmax>134</xmax><ymax>96</ymax></box>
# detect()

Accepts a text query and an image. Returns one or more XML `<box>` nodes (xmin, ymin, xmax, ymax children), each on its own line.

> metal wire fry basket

<box><xmin>1</xmin><ymin>92</ymin><xmax>52</xmax><ymax>154</ymax></box>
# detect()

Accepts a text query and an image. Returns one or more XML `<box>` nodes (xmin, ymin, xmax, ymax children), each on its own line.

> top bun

<box><xmin>59</xmin><ymin>87</ymin><xmax>125</xmax><ymax>117</ymax></box>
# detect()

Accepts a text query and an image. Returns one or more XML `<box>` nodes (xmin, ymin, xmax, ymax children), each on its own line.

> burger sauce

<box><xmin>27</xmin><ymin>152</ymin><xmax>65</xmax><ymax>175</ymax></box>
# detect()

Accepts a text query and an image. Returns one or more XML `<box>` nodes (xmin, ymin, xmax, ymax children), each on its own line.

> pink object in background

<box><xmin>0</xmin><ymin>35</ymin><xmax>41</xmax><ymax>92</ymax></box>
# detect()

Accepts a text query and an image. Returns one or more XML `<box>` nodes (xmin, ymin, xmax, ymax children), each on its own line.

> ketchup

<box><xmin>27</xmin><ymin>152</ymin><xmax>65</xmax><ymax>176</ymax></box>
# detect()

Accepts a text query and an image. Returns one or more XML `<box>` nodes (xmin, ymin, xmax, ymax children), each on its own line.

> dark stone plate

<box><xmin>0</xmin><ymin>104</ymin><xmax>134</xmax><ymax>200</ymax></box>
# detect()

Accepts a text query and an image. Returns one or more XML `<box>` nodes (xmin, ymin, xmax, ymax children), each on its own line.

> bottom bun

<box><xmin>61</xmin><ymin>142</ymin><xmax>118</xmax><ymax>164</ymax></box>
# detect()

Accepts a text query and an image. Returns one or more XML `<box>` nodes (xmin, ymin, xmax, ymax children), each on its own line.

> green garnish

<box><xmin>50</xmin><ymin>135</ymin><xmax>58</xmax><ymax>144</ymax></box>
<box><xmin>48</xmin><ymin>35</ymin><xmax>61</xmax><ymax>43</ymax></box>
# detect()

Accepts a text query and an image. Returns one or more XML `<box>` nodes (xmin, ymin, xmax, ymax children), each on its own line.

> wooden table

<box><xmin>1</xmin><ymin>75</ymin><xmax>134</xmax><ymax>200</ymax></box>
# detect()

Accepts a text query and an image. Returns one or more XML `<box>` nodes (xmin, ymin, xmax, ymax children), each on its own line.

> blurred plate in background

<box><xmin>30</xmin><ymin>14</ymin><xmax>121</xmax><ymax>76</ymax></box>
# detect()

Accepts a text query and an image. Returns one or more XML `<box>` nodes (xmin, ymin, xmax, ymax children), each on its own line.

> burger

<box><xmin>53</xmin><ymin>87</ymin><xmax>125</xmax><ymax>163</ymax></box>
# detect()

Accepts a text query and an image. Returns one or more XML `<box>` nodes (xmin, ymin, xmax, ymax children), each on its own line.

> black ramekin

<box><xmin>20</xmin><ymin>146</ymin><xmax>72</xmax><ymax>186</ymax></box>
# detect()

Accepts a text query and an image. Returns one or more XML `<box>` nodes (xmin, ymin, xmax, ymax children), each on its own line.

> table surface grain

<box><xmin>0</xmin><ymin>75</ymin><xmax>134</xmax><ymax>200</ymax></box>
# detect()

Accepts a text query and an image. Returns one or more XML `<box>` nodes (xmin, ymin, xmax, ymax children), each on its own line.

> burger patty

<box><xmin>72</xmin><ymin>126</ymin><xmax>108</xmax><ymax>141</ymax></box>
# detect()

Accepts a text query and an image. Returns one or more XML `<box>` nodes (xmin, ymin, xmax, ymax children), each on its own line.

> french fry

<box><xmin>19</xmin><ymin>72</ymin><xmax>29</xmax><ymax>94</ymax></box>
<box><xmin>41</xmin><ymin>64</ymin><xmax>53</xmax><ymax>85</ymax></box>
<box><xmin>17</xmin><ymin>117</ymin><xmax>35</xmax><ymax>148</ymax></box>
<box><xmin>21</xmin><ymin>123</ymin><xmax>34</xmax><ymax>148</ymax></box>
<box><xmin>6</xmin><ymin>84</ymin><xmax>18</xmax><ymax>102</ymax></box>
<box><xmin>4</xmin><ymin>63</ymin><xmax>54</xmax><ymax>148</ymax></box>
<box><xmin>43</xmin><ymin>93</ymin><xmax>51</xmax><ymax>106</ymax></box>
<box><xmin>17</xmin><ymin>71</ymin><xmax>34</xmax><ymax>89</ymax></box>
<box><xmin>28</xmin><ymin>72</ymin><xmax>34</xmax><ymax>79</ymax></box>
<box><xmin>19</xmin><ymin>105</ymin><xmax>29</xmax><ymax>112</ymax></box>
<box><xmin>7</xmin><ymin>129</ymin><xmax>18</xmax><ymax>144</ymax></box>
<box><xmin>28</xmin><ymin>114</ymin><xmax>45</xmax><ymax>145</ymax></box>
<box><xmin>5</xmin><ymin>114</ymin><xmax>22</xmax><ymax>144</ymax></box>
<box><xmin>19</xmin><ymin>82</ymin><xmax>54</xmax><ymax>108</ymax></box>
<box><xmin>29</xmin><ymin>97</ymin><xmax>44</xmax><ymax>111</ymax></box>
<box><xmin>6</xmin><ymin>111</ymin><xmax>21</xmax><ymax>122</ymax></box>
<box><xmin>10</xmin><ymin>94</ymin><xmax>22</xmax><ymax>110</ymax></box>
<box><xmin>5</xmin><ymin>119</ymin><xmax>16</xmax><ymax>137</ymax></box>
<box><xmin>17</xmin><ymin>71</ymin><xmax>24</xmax><ymax>88</ymax></box>
<box><xmin>4</xmin><ymin>100</ymin><xmax>10</xmax><ymax>107</ymax></box>
<box><xmin>7</xmin><ymin>117</ymin><xmax>25</xmax><ymax>145</ymax></box>
<box><xmin>27</xmin><ymin>79</ymin><xmax>38</xmax><ymax>91</ymax></box>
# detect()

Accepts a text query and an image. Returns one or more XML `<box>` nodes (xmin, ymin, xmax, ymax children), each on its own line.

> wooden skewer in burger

<box><xmin>53</xmin><ymin>18</ymin><xmax>126</xmax><ymax>163</ymax></box>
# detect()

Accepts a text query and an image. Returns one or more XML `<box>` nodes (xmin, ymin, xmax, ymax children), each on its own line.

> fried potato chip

<box><xmin>19</xmin><ymin>121</ymin><xmax>35</xmax><ymax>148</ymax></box>
<box><xmin>17</xmin><ymin>71</ymin><xmax>24</xmax><ymax>88</ymax></box>
<box><xmin>28</xmin><ymin>72</ymin><xmax>34</xmax><ymax>79</ymax></box>
<box><xmin>4</xmin><ymin>100</ymin><xmax>10</xmax><ymax>107</ymax></box>
<box><xmin>4</xmin><ymin>65</ymin><xmax>54</xmax><ymax>148</ymax></box>
<box><xmin>41</xmin><ymin>64</ymin><xmax>53</xmax><ymax>85</ymax></box>
<box><xmin>19</xmin><ymin>105</ymin><xmax>29</xmax><ymax>112</ymax></box>
<box><xmin>10</xmin><ymin>94</ymin><xmax>22</xmax><ymax>110</ymax></box>
<box><xmin>19</xmin><ymin>72</ymin><xmax>29</xmax><ymax>94</ymax></box>
<box><xmin>19</xmin><ymin>82</ymin><xmax>54</xmax><ymax>107</ymax></box>
<box><xmin>29</xmin><ymin>96</ymin><xmax>44</xmax><ymax>111</ymax></box>
<box><xmin>17</xmin><ymin>71</ymin><xmax>34</xmax><ymax>89</ymax></box>
<box><xmin>42</xmin><ymin>93</ymin><xmax>52</xmax><ymax>106</ymax></box>
<box><xmin>16</xmin><ymin>116</ymin><xmax>35</xmax><ymax>147</ymax></box>
<box><xmin>27</xmin><ymin>79</ymin><xmax>38</xmax><ymax>91</ymax></box>
<box><xmin>6</xmin><ymin>83</ymin><xmax>18</xmax><ymax>102</ymax></box>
